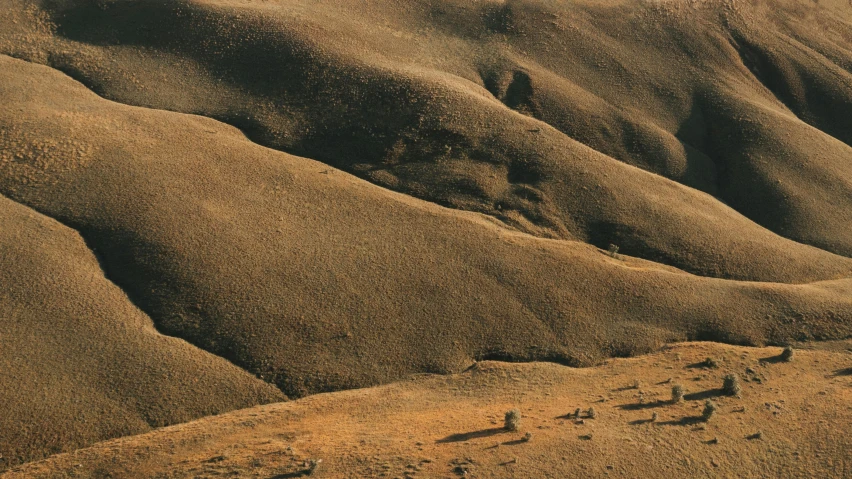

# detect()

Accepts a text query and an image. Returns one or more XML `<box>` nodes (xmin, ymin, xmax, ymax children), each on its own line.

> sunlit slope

<box><xmin>2</xmin><ymin>0</ymin><xmax>851</xmax><ymax>276</ymax></box>
<box><xmin>0</xmin><ymin>195</ymin><xmax>284</xmax><ymax>466</ymax></box>
<box><xmin>2</xmin><ymin>56</ymin><xmax>851</xmax><ymax>406</ymax></box>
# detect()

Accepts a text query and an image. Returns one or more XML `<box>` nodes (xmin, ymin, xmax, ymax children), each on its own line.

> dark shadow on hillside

<box><xmin>683</xmin><ymin>389</ymin><xmax>723</xmax><ymax>401</ymax></box>
<box><xmin>658</xmin><ymin>416</ymin><xmax>705</xmax><ymax>426</ymax></box>
<box><xmin>269</xmin><ymin>470</ymin><xmax>312</xmax><ymax>479</ymax></box>
<box><xmin>685</xmin><ymin>360</ymin><xmax>718</xmax><ymax>369</ymax></box>
<box><xmin>758</xmin><ymin>354</ymin><xmax>785</xmax><ymax>364</ymax></box>
<box><xmin>437</xmin><ymin>427</ymin><xmax>506</xmax><ymax>443</ymax></box>
<box><xmin>629</xmin><ymin>418</ymin><xmax>656</xmax><ymax>426</ymax></box>
<box><xmin>501</xmin><ymin>438</ymin><xmax>530</xmax><ymax>446</ymax></box>
<box><xmin>829</xmin><ymin>367</ymin><xmax>852</xmax><ymax>378</ymax></box>
<box><xmin>612</xmin><ymin>385</ymin><xmax>641</xmax><ymax>392</ymax></box>
<box><xmin>617</xmin><ymin>400</ymin><xmax>667</xmax><ymax>411</ymax></box>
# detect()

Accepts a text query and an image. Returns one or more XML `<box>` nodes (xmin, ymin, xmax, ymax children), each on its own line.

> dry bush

<box><xmin>702</xmin><ymin>400</ymin><xmax>717</xmax><ymax>421</ymax></box>
<box><xmin>504</xmin><ymin>409</ymin><xmax>521</xmax><ymax>431</ymax></box>
<box><xmin>671</xmin><ymin>384</ymin><xmax>684</xmax><ymax>403</ymax></box>
<box><xmin>723</xmin><ymin>374</ymin><xmax>741</xmax><ymax>397</ymax></box>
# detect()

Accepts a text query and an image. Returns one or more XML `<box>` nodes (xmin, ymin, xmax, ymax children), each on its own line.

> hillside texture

<box><xmin>1</xmin><ymin>0</ymin><xmax>851</xmax><ymax>470</ymax></box>
<box><xmin>5</xmin><ymin>343</ymin><xmax>852</xmax><ymax>478</ymax></box>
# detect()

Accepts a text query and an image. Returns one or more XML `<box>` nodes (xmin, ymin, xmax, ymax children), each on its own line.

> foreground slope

<box><xmin>5</xmin><ymin>342</ymin><xmax>852</xmax><ymax>478</ymax></box>
<box><xmin>0</xmin><ymin>195</ymin><xmax>285</xmax><ymax>467</ymax></box>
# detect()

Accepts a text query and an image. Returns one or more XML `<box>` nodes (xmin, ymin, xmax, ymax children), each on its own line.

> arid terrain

<box><xmin>1</xmin><ymin>0</ymin><xmax>851</xmax><ymax>477</ymax></box>
<box><xmin>5</xmin><ymin>343</ymin><xmax>852</xmax><ymax>478</ymax></box>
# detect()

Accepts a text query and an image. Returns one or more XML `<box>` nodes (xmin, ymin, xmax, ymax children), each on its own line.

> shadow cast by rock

<box><xmin>686</xmin><ymin>360</ymin><xmax>717</xmax><ymax>369</ymax></box>
<box><xmin>269</xmin><ymin>470</ymin><xmax>313</xmax><ymax>479</ymax></box>
<box><xmin>613</xmin><ymin>385</ymin><xmax>640</xmax><ymax>392</ymax></box>
<box><xmin>437</xmin><ymin>427</ymin><xmax>506</xmax><ymax>444</ymax></box>
<box><xmin>829</xmin><ymin>367</ymin><xmax>852</xmax><ymax>378</ymax></box>
<box><xmin>684</xmin><ymin>388</ymin><xmax>723</xmax><ymax>401</ymax></box>
<box><xmin>617</xmin><ymin>400</ymin><xmax>667</xmax><ymax>411</ymax></box>
<box><xmin>501</xmin><ymin>438</ymin><xmax>530</xmax><ymax>446</ymax></box>
<box><xmin>658</xmin><ymin>416</ymin><xmax>705</xmax><ymax>426</ymax></box>
<box><xmin>758</xmin><ymin>355</ymin><xmax>785</xmax><ymax>364</ymax></box>
<box><xmin>629</xmin><ymin>418</ymin><xmax>655</xmax><ymax>425</ymax></box>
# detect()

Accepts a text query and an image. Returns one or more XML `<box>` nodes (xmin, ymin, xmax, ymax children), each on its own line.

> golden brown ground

<box><xmin>1</xmin><ymin>0</ymin><xmax>852</xmax><ymax>473</ymax></box>
<box><xmin>4</xmin><ymin>342</ymin><xmax>852</xmax><ymax>478</ymax></box>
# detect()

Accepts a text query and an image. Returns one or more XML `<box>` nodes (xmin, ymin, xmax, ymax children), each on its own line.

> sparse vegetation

<box><xmin>723</xmin><ymin>373</ymin><xmax>741</xmax><ymax>397</ymax></box>
<box><xmin>702</xmin><ymin>357</ymin><xmax>719</xmax><ymax>368</ymax></box>
<box><xmin>504</xmin><ymin>409</ymin><xmax>521</xmax><ymax>431</ymax></box>
<box><xmin>702</xmin><ymin>400</ymin><xmax>717</xmax><ymax>421</ymax></box>
<box><xmin>607</xmin><ymin>244</ymin><xmax>620</xmax><ymax>258</ymax></box>
<box><xmin>671</xmin><ymin>384</ymin><xmax>684</xmax><ymax>403</ymax></box>
<box><xmin>5</xmin><ymin>0</ymin><xmax>852</xmax><ymax>475</ymax></box>
<box><xmin>305</xmin><ymin>459</ymin><xmax>321</xmax><ymax>475</ymax></box>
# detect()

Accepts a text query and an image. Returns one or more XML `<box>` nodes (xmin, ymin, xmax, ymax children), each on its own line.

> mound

<box><xmin>0</xmin><ymin>195</ymin><xmax>285</xmax><ymax>467</ymax></box>
<box><xmin>3</xmin><ymin>54</ymin><xmax>852</xmax><ymax>400</ymax></box>
<box><xmin>2</xmin><ymin>0</ymin><xmax>851</xmax><ymax>279</ymax></box>
<box><xmin>4</xmin><ymin>342</ymin><xmax>852</xmax><ymax>478</ymax></box>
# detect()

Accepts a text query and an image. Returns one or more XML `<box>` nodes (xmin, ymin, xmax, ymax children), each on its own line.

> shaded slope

<box><xmin>1</xmin><ymin>0</ymin><xmax>851</xmax><ymax>273</ymax></box>
<box><xmin>2</xmin><ymin>54</ymin><xmax>852</xmax><ymax>409</ymax></box>
<box><xmin>5</xmin><ymin>342</ymin><xmax>852</xmax><ymax>478</ymax></box>
<box><xmin>0</xmin><ymin>195</ymin><xmax>285</xmax><ymax>468</ymax></box>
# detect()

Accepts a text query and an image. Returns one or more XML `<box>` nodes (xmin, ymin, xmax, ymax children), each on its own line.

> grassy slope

<box><xmin>4</xmin><ymin>342</ymin><xmax>851</xmax><ymax>478</ymax></box>
<box><xmin>1</xmin><ymin>0</ymin><xmax>852</xmax><ymax>471</ymax></box>
<box><xmin>0</xmin><ymin>195</ymin><xmax>284</xmax><ymax>467</ymax></box>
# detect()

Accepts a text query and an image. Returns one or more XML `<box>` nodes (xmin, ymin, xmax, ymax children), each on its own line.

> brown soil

<box><xmin>4</xmin><ymin>343</ymin><xmax>852</xmax><ymax>478</ymax></box>
<box><xmin>1</xmin><ymin>0</ymin><xmax>851</xmax><ymax>473</ymax></box>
